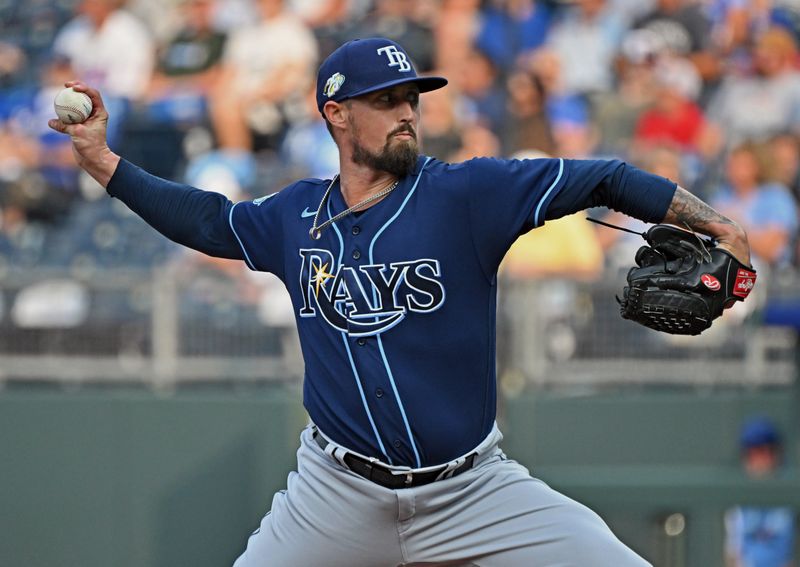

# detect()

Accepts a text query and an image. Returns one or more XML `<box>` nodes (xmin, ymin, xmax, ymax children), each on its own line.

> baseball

<box><xmin>54</xmin><ymin>87</ymin><xmax>93</xmax><ymax>124</ymax></box>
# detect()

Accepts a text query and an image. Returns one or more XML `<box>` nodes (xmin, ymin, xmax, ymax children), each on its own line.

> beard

<box><xmin>350</xmin><ymin>125</ymin><xmax>419</xmax><ymax>178</ymax></box>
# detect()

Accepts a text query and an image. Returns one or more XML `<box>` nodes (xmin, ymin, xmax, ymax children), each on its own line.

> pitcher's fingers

<box><xmin>715</xmin><ymin>242</ymin><xmax>751</xmax><ymax>268</ymax></box>
<box><xmin>48</xmin><ymin>118</ymin><xmax>71</xmax><ymax>133</ymax></box>
<box><xmin>65</xmin><ymin>81</ymin><xmax>107</xmax><ymax>118</ymax></box>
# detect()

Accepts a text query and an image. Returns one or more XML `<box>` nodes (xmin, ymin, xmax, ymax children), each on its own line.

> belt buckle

<box><xmin>403</xmin><ymin>472</ymin><xmax>413</xmax><ymax>486</ymax></box>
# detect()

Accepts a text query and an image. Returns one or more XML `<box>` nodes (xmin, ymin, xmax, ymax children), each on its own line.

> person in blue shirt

<box><xmin>49</xmin><ymin>37</ymin><xmax>751</xmax><ymax>567</ymax></box>
<box><xmin>725</xmin><ymin>417</ymin><xmax>796</xmax><ymax>567</ymax></box>
<box><xmin>711</xmin><ymin>142</ymin><xmax>799</xmax><ymax>269</ymax></box>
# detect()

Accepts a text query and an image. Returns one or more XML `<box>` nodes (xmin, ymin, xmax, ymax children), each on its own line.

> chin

<box><xmin>393</xmin><ymin>138</ymin><xmax>418</xmax><ymax>152</ymax></box>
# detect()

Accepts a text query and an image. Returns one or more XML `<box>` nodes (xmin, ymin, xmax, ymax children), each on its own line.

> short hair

<box><xmin>729</xmin><ymin>141</ymin><xmax>773</xmax><ymax>184</ymax></box>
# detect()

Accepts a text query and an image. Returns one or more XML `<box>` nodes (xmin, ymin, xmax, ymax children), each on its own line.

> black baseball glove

<box><xmin>617</xmin><ymin>224</ymin><xmax>757</xmax><ymax>335</ymax></box>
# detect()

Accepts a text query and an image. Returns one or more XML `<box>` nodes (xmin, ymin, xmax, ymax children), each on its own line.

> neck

<box><xmin>337</xmin><ymin>159</ymin><xmax>400</xmax><ymax>209</ymax></box>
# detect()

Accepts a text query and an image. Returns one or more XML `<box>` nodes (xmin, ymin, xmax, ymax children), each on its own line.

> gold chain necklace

<box><xmin>309</xmin><ymin>175</ymin><xmax>399</xmax><ymax>240</ymax></box>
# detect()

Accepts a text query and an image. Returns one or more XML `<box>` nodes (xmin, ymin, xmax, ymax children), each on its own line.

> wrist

<box><xmin>82</xmin><ymin>147</ymin><xmax>121</xmax><ymax>188</ymax></box>
<box><xmin>712</xmin><ymin>222</ymin><xmax>751</xmax><ymax>266</ymax></box>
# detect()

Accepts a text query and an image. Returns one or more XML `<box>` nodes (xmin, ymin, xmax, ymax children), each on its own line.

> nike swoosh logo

<box><xmin>300</xmin><ymin>207</ymin><xmax>316</xmax><ymax>218</ymax></box>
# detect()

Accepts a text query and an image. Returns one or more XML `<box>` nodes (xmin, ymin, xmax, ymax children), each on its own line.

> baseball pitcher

<box><xmin>50</xmin><ymin>38</ymin><xmax>753</xmax><ymax>566</ymax></box>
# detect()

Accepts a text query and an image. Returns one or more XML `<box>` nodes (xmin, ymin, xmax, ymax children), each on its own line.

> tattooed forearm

<box><xmin>664</xmin><ymin>186</ymin><xmax>738</xmax><ymax>233</ymax></box>
<box><xmin>664</xmin><ymin>186</ymin><xmax>751</xmax><ymax>265</ymax></box>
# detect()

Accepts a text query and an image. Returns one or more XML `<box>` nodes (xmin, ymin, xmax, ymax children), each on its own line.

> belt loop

<box><xmin>435</xmin><ymin>456</ymin><xmax>463</xmax><ymax>481</ymax></box>
<box><xmin>314</xmin><ymin>427</ymin><xmax>349</xmax><ymax>468</ymax></box>
<box><xmin>329</xmin><ymin>446</ymin><xmax>347</xmax><ymax>468</ymax></box>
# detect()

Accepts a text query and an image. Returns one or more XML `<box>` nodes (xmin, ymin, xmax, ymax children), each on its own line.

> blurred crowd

<box><xmin>2</xmin><ymin>0</ymin><xmax>800</xmax><ymax>284</ymax></box>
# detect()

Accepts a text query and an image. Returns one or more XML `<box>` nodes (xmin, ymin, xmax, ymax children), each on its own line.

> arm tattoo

<box><xmin>666</xmin><ymin>187</ymin><xmax>737</xmax><ymax>233</ymax></box>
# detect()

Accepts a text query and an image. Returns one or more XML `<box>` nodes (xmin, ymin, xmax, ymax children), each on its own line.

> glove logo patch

<box><xmin>701</xmin><ymin>274</ymin><xmax>721</xmax><ymax>291</ymax></box>
<box><xmin>733</xmin><ymin>269</ymin><xmax>756</xmax><ymax>298</ymax></box>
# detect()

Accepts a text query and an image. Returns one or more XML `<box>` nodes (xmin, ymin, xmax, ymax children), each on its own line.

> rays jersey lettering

<box><xmin>298</xmin><ymin>249</ymin><xmax>445</xmax><ymax>336</ymax></box>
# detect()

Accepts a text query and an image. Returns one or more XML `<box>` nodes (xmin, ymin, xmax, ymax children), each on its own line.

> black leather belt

<box><xmin>313</xmin><ymin>430</ymin><xmax>476</xmax><ymax>490</ymax></box>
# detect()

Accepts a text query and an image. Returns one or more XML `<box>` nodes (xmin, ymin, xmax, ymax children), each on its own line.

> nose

<box><xmin>397</xmin><ymin>99</ymin><xmax>417</xmax><ymax>124</ymax></box>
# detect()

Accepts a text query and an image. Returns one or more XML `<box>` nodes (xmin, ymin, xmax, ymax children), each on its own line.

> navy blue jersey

<box><xmin>222</xmin><ymin>156</ymin><xmax>675</xmax><ymax>466</ymax></box>
<box><xmin>108</xmin><ymin>154</ymin><xmax>675</xmax><ymax>467</ymax></box>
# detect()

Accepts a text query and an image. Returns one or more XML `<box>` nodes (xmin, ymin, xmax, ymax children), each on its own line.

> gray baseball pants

<box><xmin>233</xmin><ymin>424</ymin><xmax>651</xmax><ymax>567</ymax></box>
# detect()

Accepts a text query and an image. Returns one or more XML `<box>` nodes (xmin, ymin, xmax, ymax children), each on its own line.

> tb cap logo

<box><xmin>376</xmin><ymin>45</ymin><xmax>411</xmax><ymax>72</ymax></box>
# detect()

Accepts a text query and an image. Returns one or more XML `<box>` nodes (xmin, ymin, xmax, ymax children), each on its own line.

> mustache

<box><xmin>389</xmin><ymin>124</ymin><xmax>417</xmax><ymax>140</ymax></box>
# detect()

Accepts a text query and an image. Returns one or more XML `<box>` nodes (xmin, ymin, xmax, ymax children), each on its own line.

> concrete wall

<box><xmin>1</xmin><ymin>385</ymin><xmax>797</xmax><ymax>567</ymax></box>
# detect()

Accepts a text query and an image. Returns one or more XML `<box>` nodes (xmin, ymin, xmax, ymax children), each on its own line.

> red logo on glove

<box><xmin>733</xmin><ymin>269</ymin><xmax>756</xmax><ymax>298</ymax></box>
<box><xmin>701</xmin><ymin>274</ymin><xmax>721</xmax><ymax>291</ymax></box>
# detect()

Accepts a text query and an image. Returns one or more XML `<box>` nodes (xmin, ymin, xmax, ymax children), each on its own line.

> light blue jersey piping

<box><xmin>367</xmin><ymin>156</ymin><xmax>432</xmax><ymax>468</ymax></box>
<box><xmin>533</xmin><ymin>158</ymin><xmax>564</xmax><ymax>227</ymax></box>
<box><xmin>328</xmin><ymin>192</ymin><xmax>392</xmax><ymax>463</ymax></box>
<box><xmin>228</xmin><ymin>203</ymin><xmax>256</xmax><ymax>270</ymax></box>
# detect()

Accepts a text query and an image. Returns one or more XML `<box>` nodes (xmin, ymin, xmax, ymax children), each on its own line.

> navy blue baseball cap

<box><xmin>740</xmin><ymin>416</ymin><xmax>781</xmax><ymax>448</ymax></box>
<box><xmin>316</xmin><ymin>37</ymin><xmax>447</xmax><ymax>115</ymax></box>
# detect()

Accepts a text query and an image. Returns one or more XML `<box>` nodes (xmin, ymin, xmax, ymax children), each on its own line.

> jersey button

<box><xmin>375</xmin><ymin>388</ymin><xmax>384</xmax><ymax>398</ymax></box>
<box><xmin>357</xmin><ymin>338</ymin><xmax>366</xmax><ymax>346</ymax></box>
<box><xmin>352</xmin><ymin>250</ymin><xmax>361</xmax><ymax>260</ymax></box>
<box><xmin>393</xmin><ymin>439</ymin><xmax>402</xmax><ymax>448</ymax></box>
<box><xmin>352</xmin><ymin>226</ymin><xmax>360</xmax><ymax>235</ymax></box>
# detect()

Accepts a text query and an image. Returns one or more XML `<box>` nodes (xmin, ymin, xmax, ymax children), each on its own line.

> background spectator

<box><xmin>452</xmin><ymin>46</ymin><xmax>506</xmax><ymax>133</ymax></box>
<box><xmin>710</xmin><ymin>141</ymin><xmax>798</xmax><ymax>269</ymax></box>
<box><xmin>146</xmin><ymin>0</ymin><xmax>227</xmax><ymax>124</ymax></box>
<box><xmin>706</xmin><ymin>27</ymin><xmax>800</xmax><ymax>150</ymax></box>
<box><xmin>280</xmin><ymin>84</ymin><xmax>340</xmax><ymax>180</ymax></box>
<box><xmin>350</xmin><ymin>0</ymin><xmax>437</xmax><ymax>73</ymax></box>
<box><xmin>545</xmin><ymin>0</ymin><xmax>626</xmax><ymax>101</ymax></box>
<box><xmin>434</xmin><ymin>0</ymin><xmax>481</xmax><ymax>78</ymax></box>
<box><xmin>418</xmin><ymin>83</ymin><xmax>465</xmax><ymax>160</ymax></box>
<box><xmin>208</xmin><ymin>0</ymin><xmax>317</xmax><ymax>153</ymax></box>
<box><xmin>633</xmin><ymin>56</ymin><xmax>708</xmax><ymax>156</ymax></box>
<box><xmin>118</xmin><ymin>0</ymin><xmax>229</xmax><ymax>181</ymax></box>
<box><xmin>725</xmin><ymin>416</ymin><xmax>796</xmax><ymax>567</ymax></box>
<box><xmin>474</xmin><ymin>0</ymin><xmax>554</xmax><ymax>73</ymax></box>
<box><xmin>592</xmin><ymin>31</ymin><xmax>660</xmax><ymax>157</ymax></box>
<box><xmin>502</xmin><ymin>66</ymin><xmax>555</xmax><ymax>156</ymax></box>
<box><xmin>632</xmin><ymin>0</ymin><xmax>718</xmax><ymax>81</ymax></box>
<box><xmin>707</xmin><ymin>0</ymin><xmax>800</xmax><ymax>59</ymax></box>
<box><xmin>52</xmin><ymin>0</ymin><xmax>155</xmax><ymax>147</ymax></box>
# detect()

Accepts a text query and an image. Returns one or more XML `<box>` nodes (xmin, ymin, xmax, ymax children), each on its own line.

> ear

<box><xmin>323</xmin><ymin>100</ymin><xmax>348</xmax><ymax>131</ymax></box>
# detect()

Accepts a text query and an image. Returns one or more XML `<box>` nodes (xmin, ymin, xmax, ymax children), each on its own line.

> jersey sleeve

<box><xmin>544</xmin><ymin>159</ymin><xmax>677</xmax><ymax>222</ymax></box>
<box><xmin>228</xmin><ymin>192</ymin><xmax>287</xmax><ymax>279</ymax></box>
<box><xmin>465</xmin><ymin>157</ymin><xmax>568</xmax><ymax>275</ymax></box>
<box><xmin>467</xmin><ymin>156</ymin><xmax>565</xmax><ymax>229</ymax></box>
<box><xmin>465</xmin><ymin>157</ymin><xmax>676</xmax><ymax>275</ymax></box>
<box><xmin>106</xmin><ymin>159</ymin><xmax>243</xmax><ymax>260</ymax></box>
